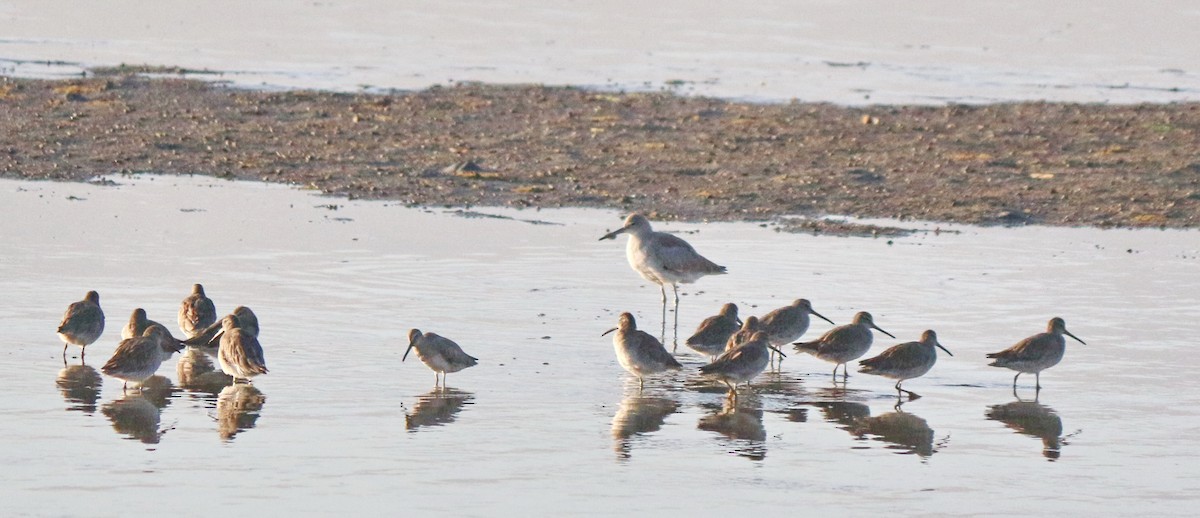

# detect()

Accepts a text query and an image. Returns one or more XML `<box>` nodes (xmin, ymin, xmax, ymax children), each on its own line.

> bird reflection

<box><xmin>611</xmin><ymin>391</ymin><xmax>679</xmax><ymax>460</ymax></box>
<box><xmin>100</xmin><ymin>375</ymin><xmax>174</xmax><ymax>444</ymax></box>
<box><xmin>56</xmin><ymin>363</ymin><xmax>102</xmax><ymax>414</ymax></box>
<box><xmin>405</xmin><ymin>388</ymin><xmax>474</xmax><ymax>432</ymax></box>
<box><xmin>176</xmin><ymin>347</ymin><xmax>234</xmax><ymax>395</ymax></box>
<box><xmin>986</xmin><ymin>398</ymin><xmax>1067</xmax><ymax>460</ymax></box>
<box><xmin>697</xmin><ymin>392</ymin><xmax>767</xmax><ymax>461</ymax></box>
<box><xmin>851</xmin><ymin>406</ymin><xmax>938</xmax><ymax>458</ymax></box>
<box><xmin>216</xmin><ymin>383</ymin><xmax>267</xmax><ymax>441</ymax></box>
<box><xmin>812</xmin><ymin>400</ymin><xmax>872</xmax><ymax>429</ymax></box>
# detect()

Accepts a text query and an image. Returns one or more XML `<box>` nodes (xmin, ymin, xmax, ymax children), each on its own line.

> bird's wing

<box><xmin>650</xmin><ymin>233</ymin><xmax>725</xmax><ymax>275</ymax></box>
<box><xmin>988</xmin><ymin>333</ymin><xmax>1051</xmax><ymax>362</ymax></box>
<box><xmin>102</xmin><ymin>337</ymin><xmax>152</xmax><ymax>373</ymax></box>
<box><xmin>58</xmin><ymin>302</ymin><xmax>100</xmax><ymax>333</ymax></box>
<box><xmin>860</xmin><ymin>342</ymin><xmax>917</xmax><ymax>368</ymax></box>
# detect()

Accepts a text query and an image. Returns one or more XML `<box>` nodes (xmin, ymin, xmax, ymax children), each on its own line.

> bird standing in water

<box><xmin>57</xmin><ymin>290</ymin><xmax>105</xmax><ymax>362</ymax></box>
<box><xmin>987</xmin><ymin>317</ymin><xmax>1085</xmax><ymax>390</ymax></box>
<box><xmin>603</xmin><ymin>312</ymin><xmax>682</xmax><ymax>388</ymax></box>
<box><xmin>403</xmin><ymin>329</ymin><xmax>478</xmax><ymax>387</ymax></box>
<box><xmin>600</xmin><ymin>213</ymin><xmax>726</xmax><ymax>345</ymax></box>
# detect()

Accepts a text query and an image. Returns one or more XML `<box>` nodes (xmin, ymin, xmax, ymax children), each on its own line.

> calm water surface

<box><xmin>1</xmin><ymin>175</ymin><xmax>1197</xmax><ymax>515</ymax></box>
<box><xmin>2</xmin><ymin>1</ymin><xmax>1199</xmax><ymax>104</ymax></box>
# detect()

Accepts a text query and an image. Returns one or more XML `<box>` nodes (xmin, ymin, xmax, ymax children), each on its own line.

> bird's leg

<box><xmin>1035</xmin><ymin>372</ymin><xmax>1041</xmax><ymax>390</ymax></box>
<box><xmin>841</xmin><ymin>363</ymin><xmax>850</xmax><ymax>381</ymax></box>
<box><xmin>672</xmin><ymin>284</ymin><xmax>680</xmax><ymax>350</ymax></box>
<box><xmin>80</xmin><ymin>347</ymin><xmax>85</xmax><ymax>363</ymax></box>
<box><xmin>659</xmin><ymin>284</ymin><xmax>668</xmax><ymax>343</ymax></box>
<box><xmin>638</xmin><ymin>377</ymin><xmax>645</xmax><ymax>390</ymax></box>
<box><xmin>832</xmin><ymin>365</ymin><xmax>839</xmax><ymax>380</ymax></box>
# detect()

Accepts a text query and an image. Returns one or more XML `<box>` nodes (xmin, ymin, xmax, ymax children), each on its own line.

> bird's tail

<box><xmin>793</xmin><ymin>341</ymin><xmax>819</xmax><ymax>354</ymax></box>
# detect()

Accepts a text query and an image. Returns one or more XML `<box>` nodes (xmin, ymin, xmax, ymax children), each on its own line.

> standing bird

<box><xmin>724</xmin><ymin>315</ymin><xmax>762</xmax><ymax>352</ymax></box>
<box><xmin>685</xmin><ymin>303</ymin><xmax>742</xmax><ymax>361</ymax></box>
<box><xmin>599</xmin><ymin>213</ymin><xmax>727</xmax><ymax>345</ymax></box>
<box><xmin>700</xmin><ymin>331</ymin><xmax>785</xmax><ymax>394</ymax></box>
<box><xmin>759</xmin><ymin>298</ymin><xmax>835</xmax><ymax>367</ymax></box>
<box><xmin>794</xmin><ymin>311</ymin><xmax>895</xmax><ymax>380</ymax></box>
<box><xmin>859</xmin><ymin>330</ymin><xmax>952</xmax><ymax>400</ymax></box>
<box><xmin>603</xmin><ymin>312</ymin><xmax>682</xmax><ymax>388</ymax></box>
<box><xmin>987</xmin><ymin>317</ymin><xmax>1085</xmax><ymax>390</ymax></box>
<box><xmin>101</xmin><ymin>325</ymin><xmax>184</xmax><ymax>391</ymax></box>
<box><xmin>178</xmin><ymin>283</ymin><xmax>218</xmax><ymax>339</ymax></box>
<box><xmin>121</xmin><ymin>308</ymin><xmax>163</xmax><ymax>340</ymax></box>
<box><xmin>183</xmin><ymin>306</ymin><xmax>258</xmax><ymax>353</ymax></box>
<box><xmin>56</xmin><ymin>290</ymin><xmax>105</xmax><ymax>362</ymax></box>
<box><xmin>403</xmin><ymin>329</ymin><xmax>478</xmax><ymax>387</ymax></box>
<box><xmin>217</xmin><ymin>315</ymin><xmax>269</xmax><ymax>383</ymax></box>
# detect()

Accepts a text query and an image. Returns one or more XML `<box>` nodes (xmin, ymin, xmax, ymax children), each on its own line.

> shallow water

<box><xmin>1</xmin><ymin>175</ymin><xmax>1198</xmax><ymax>514</ymax></box>
<box><xmin>2</xmin><ymin>1</ymin><xmax>1199</xmax><ymax>104</ymax></box>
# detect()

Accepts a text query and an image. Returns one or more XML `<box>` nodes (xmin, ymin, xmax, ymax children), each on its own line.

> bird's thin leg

<box><xmin>832</xmin><ymin>365</ymin><xmax>839</xmax><ymax>380</ymax></box>
<box><xmin>639</xmin><ymin>377</ymin><xmax>645</xmax><ymax>390</ymax></box>
<box><xmin>660</xmin><ymin>284</ymin><xmax>668</xmax><ymax>343</ymax></box>
<box><xmin>1035</xmin><ymin>372</ymin><xmax>1041</xmax><ymax>390</ymax></box>
<box><xmin>1013</xmin><ymin>372</ymin><xmax>1021</xmax><ymax>389</ymax></box>
<box><xmin>841</xmin><ymin>363</ymin><xmax>850</xmax><ymax>381</ymax></box>
<box><xmin>672</xmin><ymin>284</ymin><xmax>680</xmax><ymax>350</ymax></box>
<box><xmin>80</xmin><ymin>347</ymin><xmax>85</xmax><ymax>363</ymax></box>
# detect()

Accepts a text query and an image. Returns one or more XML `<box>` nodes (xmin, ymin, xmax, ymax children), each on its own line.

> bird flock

<box><xmin>56</xmin><ymin>284</ymin><xmax>267</xmax><ymax>391</ymax></box>
<box><xmin>55</xmin><ymin>213</ymin><xmax>1086</xmax><ymax>404</ymax></box>
<box><xmin>596</xmin><ymin>213</ymin><xmax>1087</xmax><ymax>401</ymax></box>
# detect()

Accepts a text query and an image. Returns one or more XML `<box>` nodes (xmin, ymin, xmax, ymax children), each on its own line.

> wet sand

<box><xmin>2</xmin><ymin>72</ymin><xmax>1198</xmax><ymax>233</ymax></box>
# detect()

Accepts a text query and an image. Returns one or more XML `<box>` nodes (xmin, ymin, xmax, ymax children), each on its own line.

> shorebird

<box><xmin>685</xmin><ymin>303</ymin><xmax>742</xmax><ymax>361</ymax></box>
<box><xmin>987</xmin><ymin>317</ymin><xmax>1085</xmax><ymax>390</ymax></box>
<box><xmin>724</xmin><ymin>315</ymin><xmax>761</xmax><ymax>352</ymax></box>
<box><xmin>183</xmin><ymin>305</ymin><xmax>258</xmax><ymax>352</ymax></box>
<box><xmin>217</xmin><ymin>315</ymin><xmax>269</xmax><ymax>383</ymax></box>
<box><xmin>121</xmin><ymin>308</ymin><xmax>163</xmax><ymax>340</ymax></box>
<box><xmin>859</xmin><ymin>329</ymin><xmax>952</xmax><ymax>400</ymax></box>
<box><xmin>404</xmin><ymin>329</ymin><xmax>478</xmax><ymax>387</ymax></box>
<box><xmin>599</xmin><ymin>213</ymin><xmax>727</xmax><ymax>344</ymax></box>
<box><xmin>699</xmin><ymin>331</ymin><xmax>785</xmax><ymax>394</ymax></box>
<box><xmin>101</xmin><ymin>325</ymin><xmax>184</xmax><ymax>391</ymax></box>
<box><xmin>759</xmin><ymin>298</ymin><xmax>835</xmax><ymax>367</ymax></box>
<box><xmin>178</xmin><ymin>283</ymin><xmax>218</xmax><ymax>339</ymax></box>
<box><xmin>56</xmin><ymin>290</ymin><xmax>105</xmax><ymax>361</ymax></box>
<box><xmin>603</xmin><ymin>312</ymin><xmax>682</xmax><ymax>388</ymax></box>
<box><xmin>794</xmin><ymin>311</ymin><xmax>895</xmax><ymax>380</ymax></box>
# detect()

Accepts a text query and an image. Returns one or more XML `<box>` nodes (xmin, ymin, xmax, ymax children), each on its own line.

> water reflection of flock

<box><xmin>608</xmin><ymin>382</ymin><xmax>1074</xmax><ymax>462</ymax></box>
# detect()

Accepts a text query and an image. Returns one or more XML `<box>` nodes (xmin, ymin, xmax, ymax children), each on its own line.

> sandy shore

<box><xmin>2</xmin><ymin>72</ymin><xmax>1197</xmax><ymax>234</ymax></box>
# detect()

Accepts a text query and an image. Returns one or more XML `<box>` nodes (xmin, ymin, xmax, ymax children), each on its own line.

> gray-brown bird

<box><xmin>178</xmin><ymin>283</ymin><xmax>218</xmax><ymax>339</ymax></box>
<box><xmin>685</xmin><ymin>303</ymin><xmax>742</xmax><ymax>361</ymax></box>
<box><xmin>57</xmin><ymin>290</ymin><xmax>105</xmax><ymax>362</ymax></box>
<box><xmin>217</xmin><ymin>315</ymin><xmax>268</xmax><ymax>383</ymax></box>
<box><xmin>987</xmin><ymin>317</ymin><xmax>1085</xmax><ymax>390</ymax></box>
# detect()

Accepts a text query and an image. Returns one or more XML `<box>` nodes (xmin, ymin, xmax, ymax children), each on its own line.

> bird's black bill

<box><xmin>601</xmin><ymin>327</ymin><xmax>618</xmax><ymax>337</ymax></box>
<box><xmin>812</xmin><ymin>310</ymin><xmax>835</xmax><ymax>326</ymax></box>
<box><xmin>1065</xmin><ymin>331</ymin><xmax>1086</xmax><ymax>345</ymax></box>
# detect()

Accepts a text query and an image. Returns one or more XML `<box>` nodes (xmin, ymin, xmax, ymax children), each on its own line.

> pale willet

<box><xmin>404</xmin><ymin>329</ymin><xmax>478</xmax><ymax>387</ymax></box>
<box><xmin>101</xmin><ymin>325</ymin><xmax>185</xmax><ymax>391</ymax></box>
<box><xmin>178</xmin><ymin>283</ymin><xmax>218</xmax><ymax>339</ymax></box>
<box><xmin>56</xmin><ymin>290</ymin><xmax>105</xmax><ymax>362</ymax></box>
<box><xmin>859</xmin><ymin>329</ymin><xmax>952</xmax><ymax>400</ymax></box>
<box><xmin>987</xmin><ymin>317</ymin><xmax>1085</xmax><ymax>390</ymax></box>
<box><xmin>217</xmin><ymin>315</ymin><xmax>269</xmax><ymax>383</ymax></box>
<box><xmin>700</xmin><ymin>331</ymin><xmax>786</xmax><ymax>393</ymax></box>
<box><xmin>599</xmin><ymin>213</ymin><xmax>727</xmax><ymax>345</ymax></box>
<box><xmin>793</xmin><ymin>311</ymin><xmax>895</xmax><ymax>380</ymax></box>
<box><xmin>759</xmin><ymin>298</ymin><xmax>835</xmax><ymax>367</ymax></box>
<box><xmin>685</xmin><ymin>302</ymin><xmax>742</xmax><ymax>361</ymax></box>
<box><xmin>724</xmin><ymin>315</ymin><xmax>761</xmax><ymax>352</ymax></box>
<box><xmin>121</xmin><ymin>308</ymin><xmax>163</xmax><ymax>340</ymax></box>
<box><xmin>603</xmin><ymin>312</ymin><xmax>682</xmax><ymax>388</ymax></box>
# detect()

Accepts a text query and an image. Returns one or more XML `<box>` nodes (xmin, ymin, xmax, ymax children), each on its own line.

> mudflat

<box><xmin>2</xmin><ymin>72</ymin><xmax>1197</xmax><ymax>233</ymax></box>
